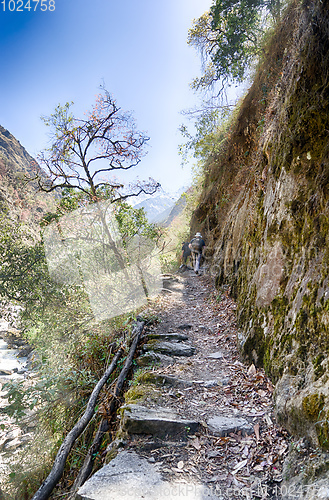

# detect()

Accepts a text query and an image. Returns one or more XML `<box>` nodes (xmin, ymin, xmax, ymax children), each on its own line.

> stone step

<box><xmin>136</xmin><ymin>352</ymin><xmax>175</xmax><ymax>367</ymax></box>
<box><xmin>77</xmin><ymin>450</ymin><xmax>220</xmax><ymax>500</ymax></box>
<box><xmin>147</xmin><ymin>332</ymin><xmax>189</xmax><ymax>341</ymax></box>
<box><xmin>121</xmin><ymin>404</ymin><xmax>199</xmax><ymax>439</ymax></box>
<box><xmin>142</xmin><ymin>373</ymin><xmax>193</xmax><ymax>388</ymax></box>
<box><xmin>143</xmin><ymin>340</ymin><xmax>196</xmax><ymax>357</ymax></box>
<box><xmin>206</xmin><ymin>415</ymin><xmax>253</xmax><ymax>437</ymax></box>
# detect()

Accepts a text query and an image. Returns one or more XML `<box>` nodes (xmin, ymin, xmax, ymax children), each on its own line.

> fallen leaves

<box><xmin>232</xmin><ymin>459</ymin><xmax>248</xmax><ymax>474</ymax></box>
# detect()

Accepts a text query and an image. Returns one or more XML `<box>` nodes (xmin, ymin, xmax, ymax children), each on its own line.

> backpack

<box><xmin>190</xmin><ymin>237</ymin><xmax>203</xmax><ymax>253</ymax></box>
<box><xmin>182</xmin><ymin>242</ymin><xmax>191</xmax><ymax>256</ymax></box>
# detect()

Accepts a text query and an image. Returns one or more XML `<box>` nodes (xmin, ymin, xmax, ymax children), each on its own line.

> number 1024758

<box><xmin>1</xmin><ymin>0</ymin><xmax>55</xmax><ymax>11</ymax></box>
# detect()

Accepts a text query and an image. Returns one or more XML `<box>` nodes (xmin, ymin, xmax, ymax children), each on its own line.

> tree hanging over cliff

<box><xmin>180</xmin><ymin>0</ymin><xmax>283</xmax><ymax>167</ymax></box>
<box><xmin>188</xmin><ymin>0</ymin><xmax>282</xmax><ymax>95</ymax></box>
<box><xmin>37</xmin><ymin>86</ymin><xmax>159</xmax><ymax>202</ymax></box>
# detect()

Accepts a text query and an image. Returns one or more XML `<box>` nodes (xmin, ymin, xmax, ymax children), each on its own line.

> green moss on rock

<box><xmin>302</xmin><ymin>393</ymin><xmax>324</xmax><ymax>422</ymax></box>
<box><xmin>316</xmin><ymin>412</ymin><xmax>329</xmax><ymax>451</ymax></box>
<box><xmin>313</xmin><ymin>354</ymin><xmax>325</xmax><ymax>380</ymax></box>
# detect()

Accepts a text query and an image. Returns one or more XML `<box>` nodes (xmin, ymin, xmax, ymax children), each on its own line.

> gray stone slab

<box><xmin>122</xmin><ymin>404</ymin><xmax>199</xmax><ymax>438</ymax></box>
<box><xmin>203</xmin><ymin>380</ymin><xmax>219</xmax><ymax>388</ymax></box>
<box><xmin>145</xmin><ymin>373</ymin><xmax>193</xmax><ymax>388</ymax></box>
<box><xmin>77</xmin><ymin>450</ymin><xmax>220</xmax><ymax>500</ymax></box>
<box><xmin>143</xmin><ymin>341</ymin><xmax>196</xmax><ymax>357</ymax></box>
<box><xmin>136</xmin><ymin>351</ymin><xmax>175</xmax><ymax>367</ymax></box>
<box><xmin>147</xmin><ymin>332</ymin><xmax>189</xmax><ymax>341</ymax></box>
<box><xmin>207</xmin><ymin>416</ymin><xmax>253</xmax><ymax>437</ymax></box>
<box><xmin>207</xmin><ymin>352</ymin><xmax>224</xmax><ymax>359</ymax></box>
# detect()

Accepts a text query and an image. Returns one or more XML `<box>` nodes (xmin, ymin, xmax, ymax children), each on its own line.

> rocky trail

<box><xmin>77</xmin><ymin>270</ymin><xmax>293</xmax><ymax>500</ymax></box>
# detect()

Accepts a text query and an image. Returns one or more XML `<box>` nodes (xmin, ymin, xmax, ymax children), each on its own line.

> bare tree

<box><xmin>37</xmin><ymin>86</ymin><xmax>159</xmax><ymax>201</ymax></box>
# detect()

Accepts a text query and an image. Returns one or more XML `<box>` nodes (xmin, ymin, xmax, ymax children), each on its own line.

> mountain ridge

<box><xmin>0</xmin><ymin>125</ymin><xmax>55</xmax><ymax>224</ymax></box>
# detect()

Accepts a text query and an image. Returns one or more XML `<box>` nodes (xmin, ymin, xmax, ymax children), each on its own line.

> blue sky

<box><xmin>0</xmin><ymin>0</ymin><xmax>213</xmax><ymax>193</ymax></box>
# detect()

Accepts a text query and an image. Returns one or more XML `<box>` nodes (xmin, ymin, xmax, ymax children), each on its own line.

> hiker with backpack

<box><xmin>189</xmin><ymin>232</ymin><xmax>205</xmax><ymax>274</ymax></box>
<box><xmin>180</xmin><ymin>241</ymin><xmax>191</xmax><ymax>268</ymax></box>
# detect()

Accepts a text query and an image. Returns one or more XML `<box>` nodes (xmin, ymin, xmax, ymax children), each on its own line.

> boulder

<box><xmin>177</xmin><ymin>324</ymin><xmax>193</xmax><ymax>330</ymax></box>
<box><xmin>0</xmin><ymin>369</ymin><xmax>13</xmax><ymax>376</ymax></box>
<box><xmin>0</xmin><ymin>428</ymin><xmax>22</xmax><ymax>451</ymax></box>
<box><xmin>142</xmin><ymin>372</ymin><xmax>193</xmax><ymax>387</ymax></box>
<box><xmin>3</xmin><ymin>437</ymin><xmax>22</xmax><ymax>451</ymax></box>
<box><xmin>203</xmin><ymin>380</ymin><xmax>219</xmax><ymax>388</ymax></box>
<box><xmin>144</xmin><ymin>373</ymin><xmax>193</xmax><ymax>388</ymax></box>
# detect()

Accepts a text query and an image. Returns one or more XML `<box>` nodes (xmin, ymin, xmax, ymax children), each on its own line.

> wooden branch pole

<box><xmin>69</xmin><ymin>318</ymin><xmax>145</xmax><ymax>496</ymax></box>
<box><xmin>31</xmin><ymin>346</ymin><xmax>124</xmax><ymax>500</ymax></box>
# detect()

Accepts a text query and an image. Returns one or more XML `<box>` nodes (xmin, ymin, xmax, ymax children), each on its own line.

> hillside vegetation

<box><xmin>0</xmin><ymin>126</ymin><xmax>55</xmax><ymax>224</ymax></box>
<box><xmin>192</xmin><ymin>0</ymin><xmax>329</xmax><ymax>450</ymax></box>
<box><xmin>0</xmin><ymin>95</ymin><xmax>165</xmax><ymax>498</ymax></box>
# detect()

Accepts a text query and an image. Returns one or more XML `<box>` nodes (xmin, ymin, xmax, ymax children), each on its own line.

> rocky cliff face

<box><xmin>0</xmin><ymin>125</ymin><xmax>54</xmax><ymax>224</ymax></box>
<box><xmin>193</xmin><ymin>0</ymin><xmax>329</xmax><ymax>450</ymax></box>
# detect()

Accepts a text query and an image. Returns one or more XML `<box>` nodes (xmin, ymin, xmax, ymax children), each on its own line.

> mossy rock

<box><xmin>302</xmin><ymin>393</ymin><xmax>325</xmax><ymax>422</ymax></box>
<box><xmin>313</xmin><ymin>354</ymin><xmax>326</xmax><ymax>380</ymax></box>
<box><xmin>138</xmin><ymin>372</ymin><xmax>192</xmax><ymax>388</ymax></box>
<box><xmin>316</xmin><ymin>413</ymin><xmax>329</xmax><ymax>451</ymax></box>
<box><xmin>124</xmin><ymin>385</ymin><xmax>153</xmax><ymax>405</ymax></box>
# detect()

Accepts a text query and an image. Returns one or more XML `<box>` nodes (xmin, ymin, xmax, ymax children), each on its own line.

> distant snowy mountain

<box><xmin>131</xmin><ymin>186</ymin><xmax>188</xmax><ymax>224</ymax></box>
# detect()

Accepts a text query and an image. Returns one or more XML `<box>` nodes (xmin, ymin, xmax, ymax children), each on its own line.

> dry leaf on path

<box><xmin>242</xmin><ymin>445</ymin><xmax>249</xmax><ymax>457</ymax></box>
<box><xmin>190</xmin><ymin>437</ymin><xmax>201</xmax><ymax>450</ymax></box>
<box><xmin>264</xmin><ymin>414</ymin><xmax>273</xmax><ymax>426</ymax></box>
<box><xmin>232</xmin><ymin>459</ymin><xmax>248</xmax><ymax>474</ymax></box>
<box><xmin>247</xmin><ymin>363</ymin><xmax>257</xmax><ymax>376</ymax></box>
<box><xmin>254</xmin><ymin>423</ymin><xmax>260</xmax><ymax>442</ymax></box>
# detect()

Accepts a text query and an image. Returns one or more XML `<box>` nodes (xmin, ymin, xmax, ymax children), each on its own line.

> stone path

<box><xmin>77</xmin><ymin>270</ymin><xmax>291</xmax><ymax>500</ymax></box>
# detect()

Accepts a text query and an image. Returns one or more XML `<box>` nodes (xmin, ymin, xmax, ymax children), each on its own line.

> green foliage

<box><xmin>179</xmin><ymin>107</ymin><xmax>229</xmax><ymax>165</ymax></box>
<box><xmin>40</xmin><ymin>188</ymin><xmax>162</xmax><ymax>249</ymax></box>
<box><xmin>210</xmin><ymin>0</ymin><xmax>263</xmax><ymax>83</ymax></box>
<box><xmin>40</xmin><ymin>187</ymin><xmax>87</xmax><ymax>226</ymax></box>
<box><xmin>188</xmin><ymin>0</ymin><xmax>282</xmax><ymax>93</ymax></box>
<box><xmin>0</xmin><ymin>216</ymin><xmax>48</xmax><ymax>303</ymax></box>
<box><xmin>114</xmin><ymin>201</ymin><xmax>162</xmax><ymax>248</ymax></box>
<box><xmin>159</xmin><ymin>253</ymin><xmax>180</xmax><ymax>274</ymax></box>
